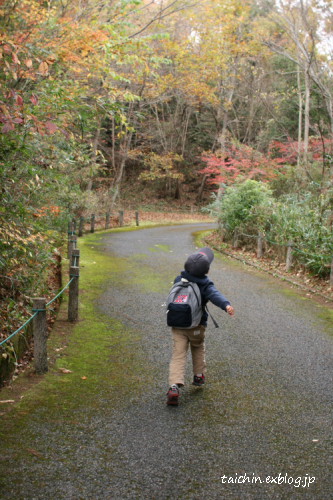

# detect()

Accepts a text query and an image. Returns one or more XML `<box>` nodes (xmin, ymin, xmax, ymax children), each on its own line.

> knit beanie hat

<box><xmin>184</xmin><ymin>247</ymin><xmax>214</xmax><ymax>277</ymax></box>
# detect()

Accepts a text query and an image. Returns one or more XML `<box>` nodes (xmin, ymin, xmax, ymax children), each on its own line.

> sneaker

<box><xmin>192</xmin><ymin>374</ymin><xmax>205</xmax><ymax>386</ymax></box>
<box><xmin>167</xmin><ymin>385</ymin><xmax>179</xmax><ymax>405</ymax></box>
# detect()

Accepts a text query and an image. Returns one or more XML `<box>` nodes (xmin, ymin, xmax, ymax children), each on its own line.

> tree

<box><xmin>264</xmin><ymin>0</ymin><xmax>333</xmax><ymax>166</ymax></box>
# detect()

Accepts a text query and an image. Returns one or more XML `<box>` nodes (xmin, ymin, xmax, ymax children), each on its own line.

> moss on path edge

<box><xmin>0</xmin><ymin>228</ymin><xmax>151</xmax><ymax>464</ymax></box>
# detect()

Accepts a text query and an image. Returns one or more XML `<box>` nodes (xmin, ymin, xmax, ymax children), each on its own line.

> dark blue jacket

<box><xmin>174</xmin><ymin>270</ymin><xmax>231</xmax><ymax>326</ymax></box>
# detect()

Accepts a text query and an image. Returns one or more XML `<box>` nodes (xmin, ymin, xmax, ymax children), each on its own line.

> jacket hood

<box><xmin>181</xmin><ymin>270</ymin><xmax>210</xmax><ymax>285</ymax></box>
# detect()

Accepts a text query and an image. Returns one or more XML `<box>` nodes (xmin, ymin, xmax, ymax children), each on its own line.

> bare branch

<box><xmin>129</xmin><ymin>1</ymin><xmax>202</xmax><ymax>39</ymax></box>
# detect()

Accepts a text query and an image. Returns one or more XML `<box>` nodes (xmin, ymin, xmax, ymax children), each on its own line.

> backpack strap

<box><xmin>182</xmin><ymin>278</ymin><xmax>219</xmax><ymax>328</ymax></box>
<box><xmin>205</xmin><ymin>305</ymin><xmax>219</xmax><ymax>328</ymax></box>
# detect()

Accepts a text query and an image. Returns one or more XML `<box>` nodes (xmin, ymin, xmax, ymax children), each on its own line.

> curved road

<box><xmin>1</xmin><ymin>224</ymin><xmax>332</xmax><ymax>499</ymax></box>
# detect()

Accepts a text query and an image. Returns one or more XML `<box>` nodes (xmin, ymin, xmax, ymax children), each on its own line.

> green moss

<box><xmin>193</xmin><ymin>230</ymin><xmax>214</xmax><ymax>245</ymax></box>
<box><xmin>149</xmin><ymin>244</ymin><xmax>171</xmax><ymax>252</ymax></box>
<box><xmin>0</xmin><ymin>230</ymin><xmax>154</xmax><ymax>455</ymax></box>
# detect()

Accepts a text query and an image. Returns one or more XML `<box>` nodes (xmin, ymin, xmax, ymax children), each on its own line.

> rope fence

<box><xmin>0</xmin><ymin>312</ymin><xmax>38</xmax><ymax>348</ymax></box>
<box><xmin>1</xmin><ymin>208</ymin><xmax>138</xmax><ymax>379</ymax></box>
<box><xmin>1</xmin><ymin>257</ymin><xmax>80</xmax><ymax>374</ymax></box>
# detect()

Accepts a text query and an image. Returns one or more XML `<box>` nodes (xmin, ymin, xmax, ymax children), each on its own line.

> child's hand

<box><xmin>226</xmin><ymin>305</ymin><xmax>235</xmax><ymax>316</ymax></box>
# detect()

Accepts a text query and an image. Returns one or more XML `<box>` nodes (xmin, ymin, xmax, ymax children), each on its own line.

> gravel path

<box><xmin>1</xmin><ymin>224</ymin><xmax>332</xmax><ymax>499</ymax></box>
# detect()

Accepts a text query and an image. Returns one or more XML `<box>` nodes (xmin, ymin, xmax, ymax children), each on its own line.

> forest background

<box><xmin>1</xmin><ymin>0</ymin><xmax>333</xmax><ymax>349</ymax></box>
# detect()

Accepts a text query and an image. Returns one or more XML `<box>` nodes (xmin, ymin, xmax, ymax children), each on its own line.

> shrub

<box><xmin>213</xmin><ymin>180</ymin><xmax>274</xmax><ymax>237</ymax></box>
<box><xmin>269</xmin><ymin>193</ymin><xmax>333</xmax><ymax>277</ymax></box>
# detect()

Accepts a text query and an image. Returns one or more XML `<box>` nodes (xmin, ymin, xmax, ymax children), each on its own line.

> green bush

<box><xmin>205</xmin><ymin>180</ymin><xmax>333</xmax><ymax>278</ymax></box>
<box><xmin>209</xmin><ymin>180</ymin><xmax>274</xmax><ymax>237</ymax></box>
<box><xmin>269</xmin><ymin>193</ymin><xmax>333</xmax><ymax>277</ymax></box>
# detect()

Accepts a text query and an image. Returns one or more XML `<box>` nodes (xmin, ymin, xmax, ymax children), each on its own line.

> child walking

<box><xmin>166</xmin><ymin>247</ymin><xmax>234</xmax><ymax>405</ymax></box>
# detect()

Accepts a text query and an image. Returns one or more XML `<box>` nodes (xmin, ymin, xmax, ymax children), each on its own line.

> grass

<box><xmin>0</xmin><ymin>229</ymin><xmax>152</xmax><ymax>456</ymax></box>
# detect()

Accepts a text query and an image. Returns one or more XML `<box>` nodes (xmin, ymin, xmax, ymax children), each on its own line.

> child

<box><xmin>166</xmin><ymin>247</ymin><xmax>234</xmax><ymax>405</ymax></box>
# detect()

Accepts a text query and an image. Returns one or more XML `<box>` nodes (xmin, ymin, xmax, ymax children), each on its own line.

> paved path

<box><xmin>1</xmin><ymin>224</ymin><xmax>332</xmax><ymax>499</ymax></box>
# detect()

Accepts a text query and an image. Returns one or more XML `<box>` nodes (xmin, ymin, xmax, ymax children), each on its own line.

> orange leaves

<box><xmin>33</xmin><ymin>206</ymin><xmax>61</xmax><ymax>218</ymax></box>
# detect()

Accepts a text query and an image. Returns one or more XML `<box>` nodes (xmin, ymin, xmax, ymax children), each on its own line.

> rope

<box><xmin>0</xmin><ymin>312</ymin><xmax>38</xmax><ymax>347</ymax></box>
<box><xmin>292</xmin><ymin>246</ymin><xmax>331</xmax><ymax>261</ymax></box>
<box><xmin>0</xmin><ymin>277</ymin><xmax>76</xmax><ymax>347</ymax></box>
<box><xmin>46</xmin><ymin>277</ymin><xmax>75</xmax><ymax>307</ymax></box>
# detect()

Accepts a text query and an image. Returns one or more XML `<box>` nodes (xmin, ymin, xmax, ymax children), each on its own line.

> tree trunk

<box><xmin>297</xmin><ymin>66</ymin><xmax>303</xmax><ymax>169</ymax></box>
<box><xmin>110</xmin><ymin>131</ymin><xmax>133</xmax><ymax>207</ymax></box>
<box><xmin>303</xmin><ymin>69</ymin><xmax>310</xmax><ymax>168</ymax></box>
<box><xmin>86</xmin><ymin>117</ymin><xmax>101</xmax><ymax>191</ymax></box>
<box><xmin>197</xmin><ymin>174</ymin><xmax>207</xmax><ymax>202</ymax></box>
<box><xmin>175</xmin><ymin>178</ymin><xmax>181</xmax><ymax>200</ymax></box>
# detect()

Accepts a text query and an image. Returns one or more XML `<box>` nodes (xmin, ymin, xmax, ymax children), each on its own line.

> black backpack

<box><xmin>166</xmin><ymin>279</ymin><xmax>203</xmax><ymax>329</ymax></box>
<box><xmin>166</xmin><ymin>278</ymin><xmax>219</xmax><ymax>329</ymax></box>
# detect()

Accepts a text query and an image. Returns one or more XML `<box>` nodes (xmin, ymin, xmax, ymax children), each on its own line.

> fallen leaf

<box><xmin>27</xmin><ymin>448</ymin><xmax>43</xmax><ymax>457</ymax></box>
<box><xmin>81</xmin><ymin>376</ymin><xmax>87</xmax><ymax>380</ymax></box>
<box><xmin>38</xmin><ymin>61</ymin><xmax>49</xmax><ymax>76</ymax></box>
<box><xmin>59</xmin><ymin>368</ymin><xmax>73</xmax><ymax>374</ymax></box>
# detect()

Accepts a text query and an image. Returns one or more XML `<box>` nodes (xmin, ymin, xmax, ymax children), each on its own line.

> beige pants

<box><xmin>168</xmin><ymin>326</ymin><xmax>206</xmax><ymax>387</ymax></box>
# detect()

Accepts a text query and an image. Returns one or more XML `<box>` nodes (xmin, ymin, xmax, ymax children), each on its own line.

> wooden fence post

<box><xmin>78</xmin><ymin>216</ymin><xmax>84</xmax><ymax>237</ymax></box>
<box><xmin>330</xmin><ymin>256</ymin><xmax>333</xmax><ymax>287</ymax></box>
<box><xmin>257</xmin><ymin>232</ymin><xmax>264</xmax><ymax>259</ymax></box>
<box><xmin>119</xmin><ymin>210</ymin><xmax>124</xmax><ymax>227</ymax></box>
<box><xmin>68</xmin><ymin>266</ymin><xmax>79</xmax><ymax>322</ymax></box>
<box><xmin>68</xmin><ymin>234</ymin><xmax>77</xmax><ymax>264</ymax></box>
<box><xmin>286</xmin><ymin>241</ymin><xmax>293</xmax><ymax>271</ymax></box>
<box><xmin>135</xmin><ymin>211</ymin><xmax>139</xmax><ymax>226</ymax></box>
<box><xmin>67</xmin><ymin>221</ymin><xmax>75</xmax><ymax>258</ymax></box>
<box><xmin>32</xmin><ymin>298</ymin><xmax>48</xmax><ymax>374</ymax></box>
<box><xmin>90</xmin><ymin>214</ymin><xmax>95</xmax><ymax>233</ymax></box>
<box><xmin>232</xmin><ymin>228</ymin><xmax>239</xmax><ymax>249</ymax></box>
<box><xmin>105</xmin><ymin>212</ymin><xmax>110</xmax><ymax>230</ymax></box>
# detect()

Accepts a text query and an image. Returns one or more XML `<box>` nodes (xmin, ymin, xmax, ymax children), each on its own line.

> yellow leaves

<box><xmin>140</xmin><ymin>152</ymin><xmax>184</xmax><ymax>182</ymax></box>
<box><xmin>38</xmin><ymin>61</ymin><xmax>49</xmax><ymax>76</ymax></box>
<box><xmin>46</xmin><ymin>54</ymin><xmax>57</xmax><ymax>64</ymax></box>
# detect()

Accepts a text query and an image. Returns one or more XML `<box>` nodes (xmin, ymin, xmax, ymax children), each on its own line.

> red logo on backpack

<box><xmin>174</xmin><ymin>294</ymin><xmax>188</xmax><ymax>303</ymax></box>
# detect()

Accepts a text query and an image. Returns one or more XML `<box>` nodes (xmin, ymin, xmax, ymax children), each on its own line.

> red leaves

<box><xmin>200</xmin><ymin>143</ymin><xmax>279</xmax><ymax>188</ymax></box>
<box><xmin>2</xmin><ymin>122</ymin><xmax>15</xmax><ymax>133</ymax></box>
<box><xmin>30</xmin><ymin>94</ymin><xmax>38</xmax><ymax>106</ymax></box>
<box><xmin>201</xmin><ymin>137</ymin><xmax>333</xmax><ymax>193</ymax></box>
<box><xmin>268</xmin><ymin>138</ymin><xmax>333</xmax><ymax>165</ymax></box>
<box><xmin>16</xmin><ymin>94</ymin><xmax>23</xmax><ymax>106</ymax></box>
<box><xmin>45</xmin><ymin>121</ymin><xmax>58</xmax><ymax>134</ymax></box>
<box><xmin>0</xmin><ymin>34</ymin><xmax>58</xmax><ymax>135</ymax></box>
<box><xmin>0</xmin><ymin>90</ymin><xmax>58</xmax><ymax>135</ymax></box>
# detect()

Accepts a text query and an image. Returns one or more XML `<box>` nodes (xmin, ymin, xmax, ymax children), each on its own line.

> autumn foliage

<box><xmin>200</xmin><ymin>142</ymin><xmax>285</xmax><ymax>188</ymax></box>
<box><xmin>0</xmin><ymin>0</ymin><xmax>333</xmax><ymax>348</ymax></box>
